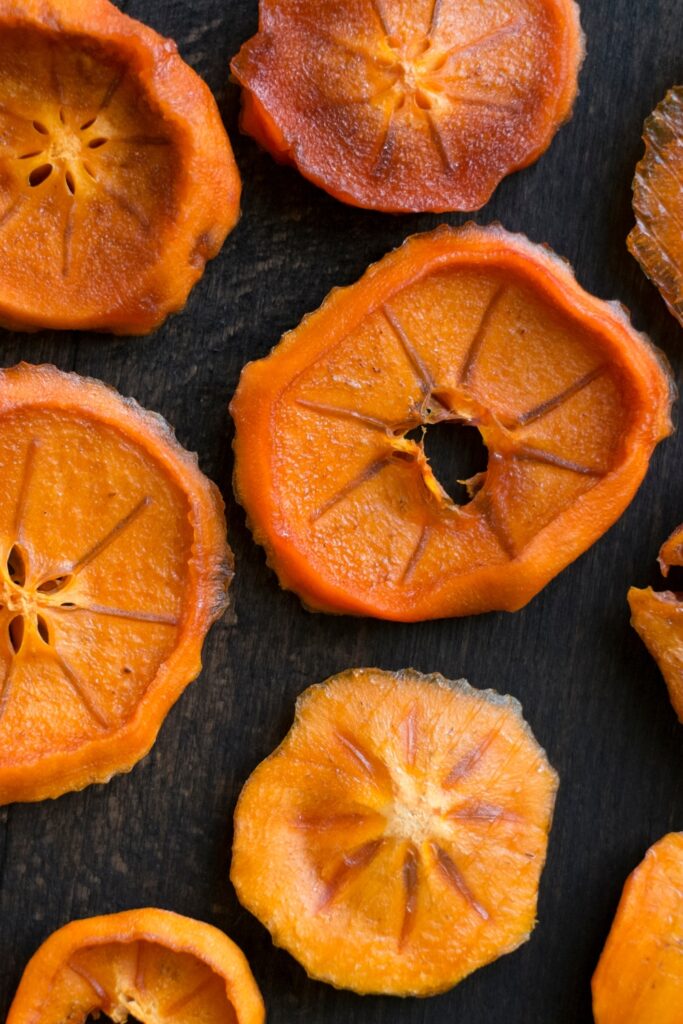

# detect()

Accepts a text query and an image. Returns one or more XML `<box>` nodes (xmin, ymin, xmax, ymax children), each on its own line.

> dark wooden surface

<box><xmin>1</xmin><ymin>1</ymin><xmax>682</xmax><ymax>1021</ymax></box>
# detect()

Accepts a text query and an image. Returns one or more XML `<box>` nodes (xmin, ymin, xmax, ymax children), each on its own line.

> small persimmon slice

<box><xmin>0</xmin><ymin>364</ymin><xmax>231</xmax><ymax>805</ymax></box>
<box><xmin>592</xmin><ymin>833</ymin><xmax>683</xmax><ymax>1024</ymax></box>
<box><xmin>628</xmin><ymin>523</ymin><xmax>683</xmax><ymax>723</ymax></box>
<box><xmin>231</xmin><ymin>667</ymin><xmax>558</xmax><ymax>997</ymax></box>
<box><xmin>6</xmin><ymin>908</ymin><xmax>265</xmax><ymax>1024</ymax></box>
<box><xmin>231</xmin><ymin>0</ymin><xmax>584</xmax><ymax>212</ymax></box>
<box><xmin>231</xmin><ymin>224</ymin><xmax>673</xmax><ymax>621</ymax></box>
<box><xmin>628</xmin><ymin>87</ymin><xmax>683</xmax><ymax>327</ymax></box>
<box><xmin>0</xmin><ymin>0</ymin><xmax>241</xmax><ymax>334</ymax></box>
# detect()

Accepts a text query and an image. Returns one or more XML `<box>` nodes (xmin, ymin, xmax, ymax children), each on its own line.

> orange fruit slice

<box><xmin>592</xmin><ymin>833</ymin><xmax>683</xmax><ymax>1024</ymax></box>
<box><xmin>231</xmin><ymin>0</ymin><xmax>584</xmax><ymax>212</ymax></box>
<box><xmin>231</xmin><ymin>667</ymin><xmax>559</xmax><ymax>996</ymax></box>
<box><xmin>0</xmin><ymin>0</ymin><xmax>241</xmax><ymax>334</ymax></box>
<box><xmin>0</xmin><ymin>364</ymin><xmax>231</xmax><ymax>805</ymax></box>
<box><xmin>628</xmin><ymin>523</ymin><xmax>683</xmax><ymax>723</ymax></box>
<box><xmin>628</xmin><ymin>87</ymin><xmax>683</xmax><ymax>327</ymax></box>
<box><xmin>6</xmin><ymin>908</ymin><xmax>265</xmax><ymax>1024</ymax></box>
<box><xmin>231</xmin><ymin>224</ymin><xmax>673</xmax><ymax>621</ymax></box>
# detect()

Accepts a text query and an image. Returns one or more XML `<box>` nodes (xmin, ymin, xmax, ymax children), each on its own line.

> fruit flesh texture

<box><xmin>628</xmin><ymin>87</ymin><xmax>683</xmax><ymax>327</ymax></box>
<box><xmin>629</xmin><ymin>524</ymin><xmax>683</xmax><ymax>723</ymax></box>
<box><xmin>232</xmin><ymin>226</ymin><xmax>672</xmax><ymax>621</ymax></box>
<box><xmin>231</xmin><ymin>668</ymin><xmax>558</xmax><ymax>996</ymax></box>
<box><xmin>0</xmin><ymin>4</ymin><xmax>240</xmax><ymax>333</ymax></box>
<box><xmin>232</xmin><ymin>0</ymin><xmax>583</xmax><ymax>212</ymax></box>
<box><xmin>592</xmin><ymin>833</ymin><xmax>683</xmax><ymax>1024</ymax></box>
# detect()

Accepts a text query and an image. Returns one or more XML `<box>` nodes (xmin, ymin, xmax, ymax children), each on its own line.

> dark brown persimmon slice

<box><xmin>231</xmin><ymin>224</ymin><xmax>673</xmax><ymax>622</ymax></box>
<box><xmin>0</xmin><ymin>0</ymin><xmax>241</xmax><ymax>334</ymax></box>
<box><xmin>7</xmin><ymin>908</ymin><xmax>265</xmax><ymax>1024</ymax></box>
<box><xmin>628</xmin><ymin>87</ymin><xmax>683</xmax><ymax>327</ymax></box>
<box><xmin>231</xmin><ymin>668</ymin><xmax>558</xmax><ymax>996</ymax></box>
<box><xmin>231</xmin><ymin>0</ymin><xmax>584</xmax><ymax>212</ymax></box>
<box><xmin>592</xmin><ymin>833</ymin><xmax>683</xmax><ymax>1023</ymax></box>
<box><xmin>628</xmin><ymin>523</ymin><xmax>683</xmax><ymax>723</ymax></box>
<box><xmin>0</xmin><ymin>364</ymin><xmax>231</xmax><ymax>805</ymax></box>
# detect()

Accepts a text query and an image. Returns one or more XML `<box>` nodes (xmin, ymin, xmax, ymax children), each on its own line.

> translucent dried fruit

<box><xmin>231</xmin><ymin>0</ymin><xmax>584</xmax><ymax>212</ymax></box>
<box><xmin>6</xmin><ymin>908</ymin><xmax>265</xmax><ymax>1024</ymax></box>
<box><xmin>628</xmin><ymin>87</ymin><xmax>683</xmax><ymax>327</ymax></box>
<box><xmin>231</xmin><ymin>224</ymin><xmax>673</xmax><ymax>621</ymax></box>
<box><xmin>592</xmin><ymin>833</ymin><xmax>683</xmax><ymax>1024</ymax></box>
<box><xmin>231</xmin><ymin>667</ymin><xmax>558</xmax><ymax>996</ymax></box>
<box><xmin>0</xmin><ymin>364</ymin><xmax>231</xmax><ymax>805</ymax></box>
<box><xmin>0</xmin><ymin>0</ymin><xmax>241</xmax><ymax>334</ymax></box>
<box><xmin>628</xmin><ymin>523</ymin><xmax>683</xmax><ymax>723</ymax></box>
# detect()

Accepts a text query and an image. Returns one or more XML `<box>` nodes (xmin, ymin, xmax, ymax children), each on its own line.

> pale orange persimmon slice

<box><xmin>231</xmin><ymin>0</ymin><xmax>584</xmax><ymax>212</ymax></box>
<box><xmin>231</xmin><ymin>668</ymin><xmax>558</xmax><ymax>997</ymax></box>
<box><xmin>231</xmin><ymin>224</ymin><xmax>673</xmax><ymax>622</ymax></box>
<box><xmin>628</xmin><ymin>87</ymin><xmax>683</xmax><ymax>327</ymax></box>
<box><xmin>0</xmin><ymin>364</ymin><xmax>231</xmax><ymax>805</ymax></box>
<box><xmin>592</xmin><ymin>833</ymin><xmax>683</xmax><ymax>1024</ymax></box>
<box><xmin>628</xmin><ymin>523</ymin><xmax>683</xmax><ymax>723</ymax></box>
<box><xmin>6</xmin><ymin>908</ymin><xmax>265</xmax><ymax>1024</ymax></box>
<box><xmin>0</xmin><ymin>0</ymin><xmax>241</xmax><ymax>334</ymax></box>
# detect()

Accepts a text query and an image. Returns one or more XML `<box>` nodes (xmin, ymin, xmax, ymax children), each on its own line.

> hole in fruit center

<box><xmin>36</xmin><ymin>614</ymin><xmax>50</xmax><ymax>645</ymax></box>
<box><xmin>87</xmin><ymin>137</ymin><xmax>108</xmax><ymax>149</ymax></box>
<box><xmin>28</xmin><ymin>163</ymin><xmax>53</xmax><ymax>187</ymax></box>
<box><xmin>8</xmin><ymin>615</ymin><xmax>24</xmax><ymax>654</ymax></box>
<box><xmin>413</xmin><ymin>421</ymin><xmax>489</xmax><ymax>505</ymax></box>
<box><xmin>37</xmin><ymin>574</ymin><xmax>72</xmax><ymax>595</ymax></box>
<box><xmin>86</xmin><ymin>1016</ymin><xmax>144</xmax><ymax>1024</ymax></box>
<box><xmin>7</xmin><ymin>545</ymin><xmax>26</xmax><ymax>587</ymax></box>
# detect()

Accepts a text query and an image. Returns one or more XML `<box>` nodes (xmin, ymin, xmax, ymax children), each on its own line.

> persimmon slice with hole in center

<box><xmin>592</xmin><ymin>833</ymin><xmax>683</xmax><ymax>1024</ymax></box>
<box><xmin>231</xmin><ymin>667</ymin><xmax>558</xmax><ymax>997</ymax></box>
<box><xmin>628</xmin><ymin>523</ymin><xmax>683</xmax><ymax>723</ymax></box>
<box><xmin>231</xmin><ymin>0</ymin><xmax>584</xmax><ymax>212</ymax></box>
<box><xmin>6</xmin><ymin>908</ymin><xmax>265</xmax><ymax>1024</ymax></box>
<box><xmin>231</xmin><ymin>224</ymin><xmax>673</xmax><ymax>622</ymax></box>
<box><xmin>0</xmin><ymin>364</ymin><xmax>231</xmax><ymax>806</ymax></box>
<box><xmin>628</xmin><ymin>87</ymin><xmax>683</xmax><ymax>327</ymax></box>
<box><xmin>0</xmin><ymin>0</ymin><xmax>241</xmax><ymax>334</ymax></box>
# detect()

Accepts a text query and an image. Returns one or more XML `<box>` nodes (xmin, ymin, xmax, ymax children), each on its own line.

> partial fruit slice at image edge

<box><xmin>592</xmin><ymin>833</ymin><xmax>683</xmax><ymax>1024</ymax></box>
<box><xmin>6</xmin><ymin>908</ymin><xmax>265</xmax><ymax>1024</ymax></box>
<box><xmin>628</xmin><ymin>523</ymin><xmax>683</xmax><ymax>723</ymax></box>
<box><xmin>231</xmin><ymin>667</ymin><xmax>559</xmax><ymax>997</ymax></box>
<box><xmin>231</xmin><ymin>223</ymin><xmax>673</xmax><ymax>621</ymax></box>
<box><xmin>0</xmin><ymin>0</ymin><xmax>241</xmax><ymax>334</ymax></box>
<box><xmin>0</xmin><ymin>363</ymin><xmax>232</xmax><ymax>805</ymax></box>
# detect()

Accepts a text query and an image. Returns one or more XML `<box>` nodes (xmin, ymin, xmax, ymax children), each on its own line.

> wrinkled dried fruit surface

<box><xmin>592</xmin><ymin>833</ymin><xmax>683</xmax><ymax>1024</ymax></box>
<box><xmin>629</xmin><ymin>523</ymin><xmax>683</xmax><ymax>723</ymax></box>
<box><xmin>231</xmin><ymin>224</ymin><xmax>673</xmax><ymax>621</ymax></box>
<box><xmin>0</xmin><ymin>364</ymin><xmax>231</xmax><ymax>805</ymax></box>
<box><xmin>231</xmin><ymin>667</ymin><xmax>558</xmax><ymax>996</ymax></box>
<box><xmin>628</xmin><ymin>87</ymin><xmax>683</xmax><ymax>327</ymax></box>
<box><xmin>232</xmin><ymin>0</ymin><xmax>584</xmax><ymax>212</ymax></box>
<box><xmin>6</xmin><ymin>908</ymin><xmax>265</xmax><ymax>1024</ymax></box>
<box><xmin>0</xmin><ymin>0</ymin><xmax>241</xmax><ymax>334</ymax></box>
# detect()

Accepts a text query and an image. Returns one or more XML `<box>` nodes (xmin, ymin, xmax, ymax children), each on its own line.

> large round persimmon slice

<box><xmin>231</xmin><ymin>225</ymin><xmax>673</xmax><ymax>622</ymax></box>
<box><xmin>0</xmin><ymin>364</ymin><xmax>231</xmax><ymax>805</ymax></box>
<box><xmin>231</xmin><ymin>668</ymin><xmax>558</xmax><ymax>996</ymax></box>
<box><xmin>231</xmin><ymin>0</ymin><xmax>584</xmax><ymax>212</ymax></box>
<box><xmin>0</xmin><ymin>0</ymin><xmax>241</xmax><ymax>334</ymax></box>
<box><xmin>7</xmin><ymin>908</ymin><xmax>265</xmax><ymax>1024</ymax></box>
<box><xmin>629</xmin><ymin>523</ymin><xmax>683</xmax><ymax>723</ymax></box>
<box><xmin>592</xmin><ymin>833</ymin><xmax>683</xmax><ymax>1024</ymax></box>
<box><xmin>628</xmin><ymin>87</ymin><xmax>683</xmax><ymax>327</ymax></box>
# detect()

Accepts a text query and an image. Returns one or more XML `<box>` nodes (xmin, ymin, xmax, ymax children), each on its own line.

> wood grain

<box><xmin>0</xmin><ymin>1</ymin><xmax>682</xmax><ymax>1022</ymax></box>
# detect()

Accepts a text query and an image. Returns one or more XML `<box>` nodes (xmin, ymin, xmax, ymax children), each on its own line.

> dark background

<box><xmin>1</xmin><ymin>1</ymin><xmax>682</xmax><ymax>1022</ymax></box>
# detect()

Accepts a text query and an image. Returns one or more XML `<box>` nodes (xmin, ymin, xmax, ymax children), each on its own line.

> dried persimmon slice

<box><xmin>231</xmin><ymin>224</ymin><xmax>673</xmax><ymax>621</ymax></box>
<box><xmin>628</xmin><ymin>523</ymin><xmax>683</xmax><ymax>723</ymax></box>
<box><xmin>592</xmin><ymin>833</ymin><xmax>683</xmax><ymax>1023</ymax></box>
<box><xmin>0</xmin><ymin>364</ymin><xmax>231</xmax><ymax>805</ymax></box>
<box><xmin>231</xmin><ymin>0</ymin><xmax>584</xmax><ymax>212</ymax></box>
<box><xmin>0</xmin><ymin>0</ymin><xmax>241</xmax><ymax>334</ymax></box>
<box><xmin>231</xmin><ymin>667</ymin><xmax>558</xmax><ymax>996</ymax></box>
<box><xmin>628</xmin><ymin>87</ymin><xmax>683</xmax><ymax>327</ymax></box>
<box><xmin>6</xmin><ymin>908</ymin><xmax>265</xmax><ymax>1024</ymax></box>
